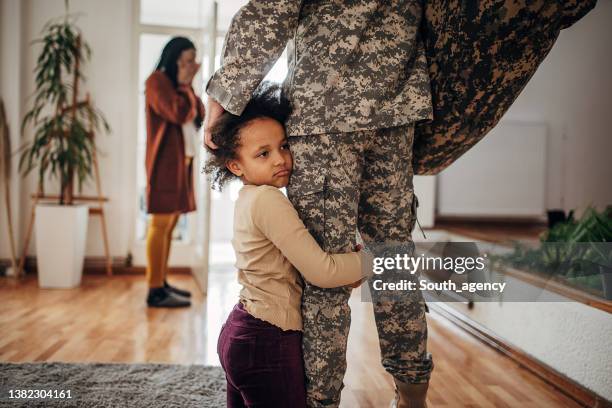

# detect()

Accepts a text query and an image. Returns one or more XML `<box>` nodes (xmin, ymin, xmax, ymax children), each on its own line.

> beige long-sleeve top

<box><xmin>232</xmin><ymin>184</ymin><xmax>369</xmax><ymax>331</ymax></box>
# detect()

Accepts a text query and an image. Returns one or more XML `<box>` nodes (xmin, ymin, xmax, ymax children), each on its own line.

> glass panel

<box><xmin>264</xmin><ymin>47</ymin><xmax>288</xmax><ymax>84</ymax></box>
<box><xmin>140</xmin><ymin>0</ymin><xmax>212</xmax><ymax>28</ymax></box>
<box><xmin>217</xmin><ymin>0</ymin><xmax>248</xmax><ymax>31</ymax></box>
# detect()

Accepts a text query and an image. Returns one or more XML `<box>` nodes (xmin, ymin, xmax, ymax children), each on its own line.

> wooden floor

<box><xmin>434</xmin><ymin>219</ymin><xmax>548</xmax><ymax>244</ymax></box>
<box><xmin>0</xmin><ymin>264</ymin><xmax>580</xmax><ymax>407</ymax></box>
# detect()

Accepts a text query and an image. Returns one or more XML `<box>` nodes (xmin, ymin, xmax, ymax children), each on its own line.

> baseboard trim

<box><xmin>0</xmin><ymin>257</ymin><xmax>192</xmax><ymax>275</ymax></box>
<box><xmin>429</xmin><ymin>302</ymin><xmax>612</xmax><ymax>408</ymax></box>
<box><xmin>435</xmin><ymin>215</ymin><xmax>547</xmax><ymax>223</ymax></box>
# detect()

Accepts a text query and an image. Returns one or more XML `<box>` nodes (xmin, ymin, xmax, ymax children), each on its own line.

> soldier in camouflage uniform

<box><xmin>206</xmin><ymin>2</ymin><xmax>432</xmax><ymax>407</ymax></box>
<box><xmin>204</xmin><ymin>1</ymin><xmax>596</xmax><ymax>406</ymax></box>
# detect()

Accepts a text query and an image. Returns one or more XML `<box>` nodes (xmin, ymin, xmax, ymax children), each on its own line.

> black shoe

<box><xmin>147</xmin><ymin>287</ymin><xmax>191</xmax><ymax>308</ymax></box>
<box><xmin>164</xmin><ymin>280</ymin><xmax>192</xmax><ymax>298</ymax></box>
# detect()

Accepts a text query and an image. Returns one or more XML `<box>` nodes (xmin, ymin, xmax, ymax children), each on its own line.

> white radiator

<box><xmin>437</xmin><ymin>121</ymin><xmax>547</xmax><ymax>218</ymax></box>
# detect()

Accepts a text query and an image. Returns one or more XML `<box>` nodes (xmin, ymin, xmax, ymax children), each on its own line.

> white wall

<box><xmin>446</xmin><ymin>301</ymin><xmax>612</xmax><ymax>400</ymax></box>
<box><xmin>437</xmin><ymin>1</ymin><xmax>612</xmax><ymax>217</ymax></box>
<box><xmin>0</xmin><ymin>0</ymin><xmax>25</xmax><ymax>266</ymax></box>
<box><xmin>216</xmin><ymin>0</ymin><xmax>248</xmax><ymax>33</ymax></box>
<box><xmin>0</xmin><ymin>0</ymin><xmax>135</xmax><ymax>262</ymax></box>
<box><xmin>438</xmin><ymin>122</ymin><xmax>548</xmax><ymax>218</ymax></box>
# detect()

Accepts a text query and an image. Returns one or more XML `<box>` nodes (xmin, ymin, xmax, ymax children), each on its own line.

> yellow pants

<box><xmin>145</xmin><ymin>213</ymin><xmax>179</xmax><ymax>288</ymax></box>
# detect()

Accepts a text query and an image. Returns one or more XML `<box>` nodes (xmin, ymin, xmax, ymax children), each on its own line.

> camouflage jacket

<box><xmin>206</xmin><ymin>0</ymin><xmax>597</xmax><ymax>174</ymax></box>
<box><xmin>206</xmin><ymin>0</ymin><xmax>433</xmax><ymax>137</ymax></box>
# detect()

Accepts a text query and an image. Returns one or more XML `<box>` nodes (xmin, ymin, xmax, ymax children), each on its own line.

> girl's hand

<box><xmin>349</xmin><ymin>243</ymin><xmax>365</xmax><ymax>288</ymax></box>
<box><xmin>349</xmin><ymin>278</ymin><xmax>365</xmax><ymax>289</ymax></box>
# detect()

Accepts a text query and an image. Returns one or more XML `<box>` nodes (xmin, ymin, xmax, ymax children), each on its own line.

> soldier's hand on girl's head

<box><xmin>204</xmin><ymin>98</ymin><xmax>225</xmax><ymax>150</ymax></box>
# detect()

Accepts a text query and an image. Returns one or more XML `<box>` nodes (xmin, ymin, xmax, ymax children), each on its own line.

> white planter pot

<box><xmin>35</xmin><ymin>203</ymin><xmax>89</xmax><ymax>288</ymax></box>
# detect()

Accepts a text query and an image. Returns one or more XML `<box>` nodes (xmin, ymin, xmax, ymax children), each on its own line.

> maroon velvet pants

<box><xmin>217</xmin><ymin>302</ymin><xmax>307</xmax><ymax>407</ymax></box>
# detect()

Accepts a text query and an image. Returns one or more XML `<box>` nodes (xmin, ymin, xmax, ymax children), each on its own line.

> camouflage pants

<box><xmin>286</xmin><ymin>124</ymin><xmax>433</xmax><ymax>408</ymax></box>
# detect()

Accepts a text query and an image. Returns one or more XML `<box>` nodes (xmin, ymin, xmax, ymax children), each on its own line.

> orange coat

<box><xmin>144</xmin><ymin>71</ymin><xmax>205</xmax><ymax>214</ymax></box>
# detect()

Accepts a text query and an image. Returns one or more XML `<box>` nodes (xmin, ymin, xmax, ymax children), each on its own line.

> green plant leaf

<box><xmin>20</xmin><ymin>5</ymin><xmax>108</xmax><ymax>204</ymax></box>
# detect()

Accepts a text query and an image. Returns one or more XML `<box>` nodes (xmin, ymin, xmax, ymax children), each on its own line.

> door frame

<box><xmin>128</xmin><ymin>0</ymin><xmax>217</xmax><ymax>293</ymax></box>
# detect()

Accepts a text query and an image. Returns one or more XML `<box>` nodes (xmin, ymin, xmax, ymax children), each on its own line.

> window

<box><xmin>140</xmin><ymin>0</ymin><xmax>211</xmax><ymax>28</ymax></box>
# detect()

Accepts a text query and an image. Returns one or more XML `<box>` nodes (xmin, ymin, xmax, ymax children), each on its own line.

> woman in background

<box><xmin>144</xmin><ymin>37</ymin><xmax>205</xmax><ymax>308</ymax></box>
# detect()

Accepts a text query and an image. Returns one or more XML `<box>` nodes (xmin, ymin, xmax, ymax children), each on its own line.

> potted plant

<box><xmin>19</xmin><ymin>3</ymin><xmax>109</xmax><ymax>288</ymax></box>
<box><xmin>492</xmin><ymin>206</ymin><xmax>612</xmax><ymax>299</ymax></box>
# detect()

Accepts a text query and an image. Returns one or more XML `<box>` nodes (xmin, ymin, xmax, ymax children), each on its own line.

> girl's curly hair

<box><xmin>203</xmin><ymin>81</ymin><xmax>292</xmax><ymax>191</ymax></box>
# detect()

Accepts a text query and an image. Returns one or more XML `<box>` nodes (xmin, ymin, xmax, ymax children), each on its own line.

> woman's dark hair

<box><xmin>204</xmin><ymin>81</ymin><xmax>292</xmax><ymax>191</ymax></box>
<box><xmin>155</xmin><ymin>36</ymin><xmax>203</xmax><ymax>128</ymax></box>
<box><xmin>155</xmin><ymin>36</ymin><xmax>195</xmax><ymax>88</ymax></box>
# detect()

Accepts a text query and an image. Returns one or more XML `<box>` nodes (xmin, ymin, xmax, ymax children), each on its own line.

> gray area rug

<box><xmin>0</xmin><ymin>362</ymin><xmax>225</xmax><ymax>407</ymax></box>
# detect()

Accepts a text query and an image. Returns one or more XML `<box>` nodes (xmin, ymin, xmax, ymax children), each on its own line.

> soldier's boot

<box><xmin>389</xmin><ymin>378</ymin><xmax>429</xmax><ymax>408</ymax></box>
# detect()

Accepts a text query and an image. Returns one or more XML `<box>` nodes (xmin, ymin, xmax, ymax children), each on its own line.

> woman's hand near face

<box><xmin>177</xmin><ymin>59</ymin><xmax>191</xmax><ymax>85</ymax></box>
<box><xmin>178</xmin><ymin>60</ymin><xmax>201</xmax><ymax>85</ymax></box>
<box><xmin>177</xmin><ymin>47</ymin><xmax>201</xmax><ymax>85</ymax></box>
<box><xmin>188</xmin><ymin>61</ymin><xmax>201</xmax><ymax>82</ymax></box>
